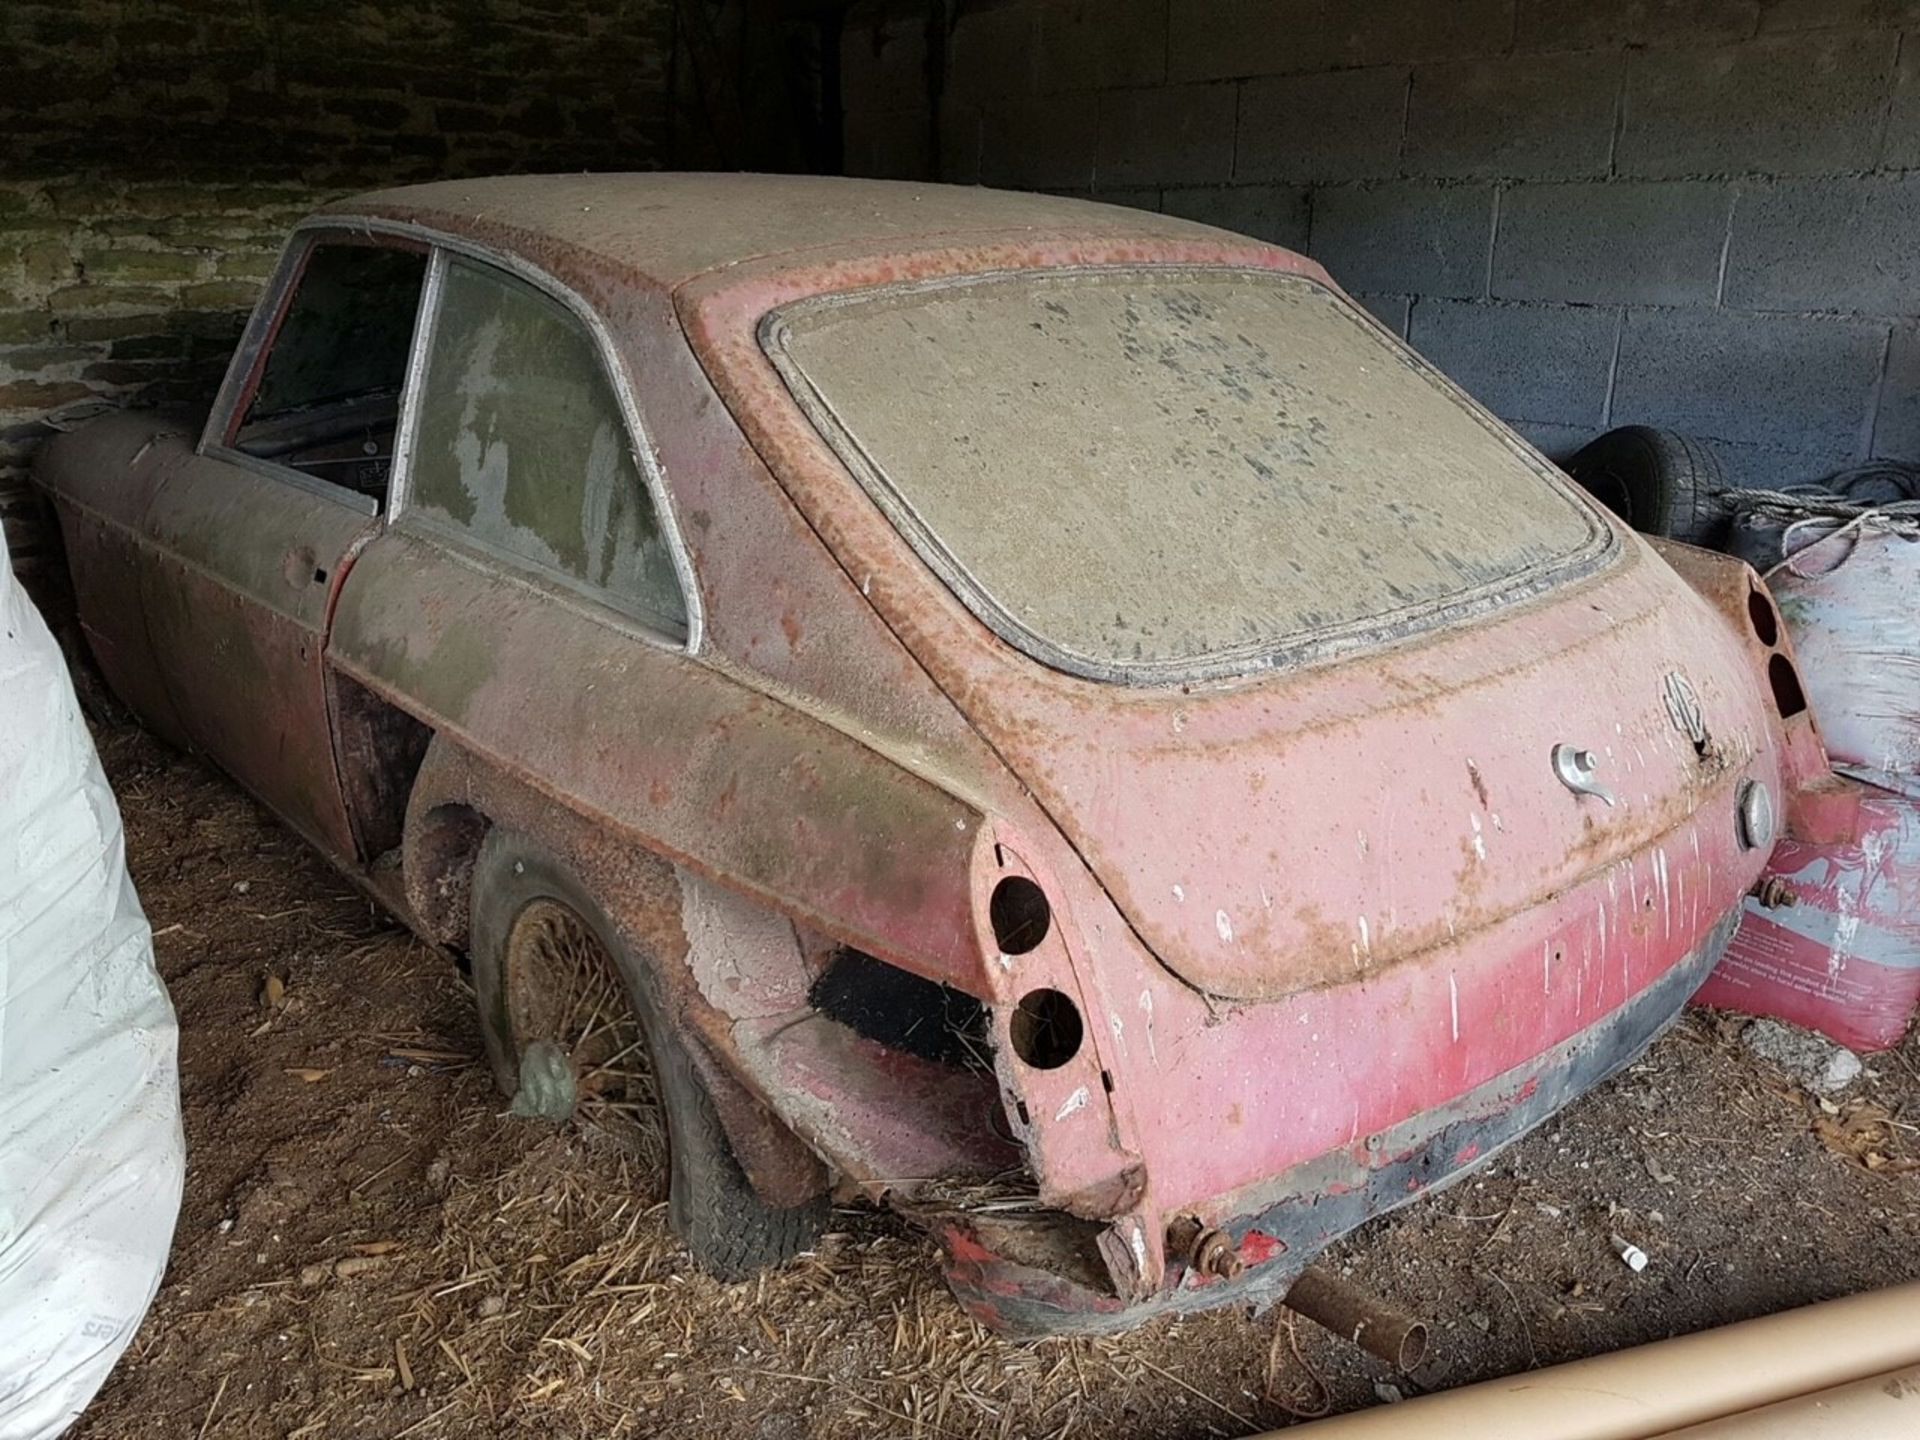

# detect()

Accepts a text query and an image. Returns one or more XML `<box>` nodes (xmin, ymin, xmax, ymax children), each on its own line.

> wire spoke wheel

<box><xmin>503</xmin><ymin>898</ymin><xmax>667</xmax><ymax>1179</ymax></box>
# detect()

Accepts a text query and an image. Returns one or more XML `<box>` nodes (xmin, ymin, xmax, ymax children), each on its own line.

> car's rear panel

<box><xmin>922</xmin><ymin>535</ymin><xmax>1783</xmax><ymax>1326</ymax></box>
<box><xmin>679</xmin><ymin>233</ymin><xmax>1788</xmax><ymax>1330</ymax></box>
<box><xmin>970</xmin><ymin>535</ymin><xmax>1777</xmax><ymax>1007</ymax></box>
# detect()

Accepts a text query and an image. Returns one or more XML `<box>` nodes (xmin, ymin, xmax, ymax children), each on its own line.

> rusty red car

<box><xmin>35</xmin><ymin>175</ymin><xmax>1828</xmax><ymax>1334</ymax></box>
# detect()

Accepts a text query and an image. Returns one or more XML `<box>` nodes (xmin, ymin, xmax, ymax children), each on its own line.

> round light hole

<box><xmin>1009</xmin><ymin>988</ymin><xmax>1083</xmax><ymax>1069</ymax></box>
<box><xmin>989</xmin><ymin>875</ymin><xmax>1051</xmax><ymax>955</ymax></box>
<box><xmin>1747</xmin><ymin>587</ymin><xmax>1779</xmax><ymax>647</ymax></box>
<box><xmin>1768</xmin><ymin>654</ymin><xmax>1808</xmax><ymax>719</ymax></box>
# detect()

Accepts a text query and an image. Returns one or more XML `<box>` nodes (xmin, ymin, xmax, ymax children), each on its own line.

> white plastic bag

<box><xmin>1770</xmin><ymin>525</ymin><xmax>1920</xmax><ymax>793</ymax></box>
<box><xmin>0</xmin><ymin>535</ymin><xmax>183</xmax><ymax>1438</ymax></box>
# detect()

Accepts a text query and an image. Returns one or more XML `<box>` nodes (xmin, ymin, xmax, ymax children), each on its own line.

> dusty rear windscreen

<box><xmin>763</xmin><ymin>269</ymin><xmax>1609</xmax><ymax>683</ymax></box>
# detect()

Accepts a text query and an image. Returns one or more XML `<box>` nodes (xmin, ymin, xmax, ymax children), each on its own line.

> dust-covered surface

<box><xmin>406</xmin><ymin>257</ymin><xmax>687</xmax><ymax>635</ymax></box>
<box><xmin>76</xmin><ymin>722</ymin><xmax>1920</xmax><ymax>1439</ymax></box>
<box><xmin>770</xmin><ymin>268</ymin><xmax>1604</xmax><ymax>681</ymax></box>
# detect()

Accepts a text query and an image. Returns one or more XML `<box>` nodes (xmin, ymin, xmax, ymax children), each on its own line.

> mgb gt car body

<box><xmin>36</xmin><ymin>175</ymin><xmax>1822</xmax><ymax>1334</ymax></box>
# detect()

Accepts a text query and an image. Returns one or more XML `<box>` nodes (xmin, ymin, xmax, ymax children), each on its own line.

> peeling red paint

<box><xmin>1239</xmin><ymin>1231</ymin><xmax>1285</xmax><ymax>1267</ymax></box>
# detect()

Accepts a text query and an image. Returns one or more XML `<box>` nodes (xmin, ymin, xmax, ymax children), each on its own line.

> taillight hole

<box><xmin>1010</xmin><ymin>988</ymin><xmax>1083</xmax><ymax>1069</ymax></box>
<box><xmin>1769</xmin><ymin>653</ymin><xmax>1808</xmax><ymax>719</ymax></box>
<box><xmin>809</xmin><ymin>948</ymin><xmax>989</xmax><ymax>1070</ymax></box>
<box><xmin>1748</xmin><ymin>587</ymin><xmax>1780</xmax><ymax>647</ymax></box>
<box><xmin>990</xmin><ymin>876</ymin><xmax>1051</xmax><ymax>955</ymax></box>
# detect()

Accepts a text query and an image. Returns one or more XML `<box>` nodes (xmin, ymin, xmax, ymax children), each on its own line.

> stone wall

<box><xmin>0</xmin><ymin>180</ymin><xmax>318</xmax><ymax>566</ymax></box>
<box><xmin>842</xmin><ymin>1</ymin><xmax>1919</xmax><ymax>489</ymax></box>
<box><xmin>1</xmin><ymin>0</ymin><xmax>675</xmax><ymax>579</ymax></box>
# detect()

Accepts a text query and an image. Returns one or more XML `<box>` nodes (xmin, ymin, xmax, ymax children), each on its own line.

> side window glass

<box><xmin>407</xmin><ymin>258</ymin><xmax>688</xmax><ymax>639</ymax></box>
<box><xmin>232</xmin><ymin>242</ymin><xmax>427</xmax><ymax>509</ymax></box>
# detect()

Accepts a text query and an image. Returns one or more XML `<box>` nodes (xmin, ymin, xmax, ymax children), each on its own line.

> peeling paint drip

<box><xmin>1055</xmin><ymin>1086</ymin><xmax>1090</xmax><ymax>1121</ymax></box>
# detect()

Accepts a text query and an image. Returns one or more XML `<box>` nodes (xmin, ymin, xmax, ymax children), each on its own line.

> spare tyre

<box><xmin>1563</xmin><ymin>426</ymin><xmax>1730</xmax><ymax>546</ymax></box>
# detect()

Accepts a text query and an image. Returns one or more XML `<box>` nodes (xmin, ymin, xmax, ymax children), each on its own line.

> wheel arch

<box><xmin>400</xmin><ymin>731</ymin><xmax>828</xmax><ymax>1206</ymax></box>
<box><xmin>400</xmin><ymin>736</ymin><xmax>493</xmax><ymax>950</ymax></box>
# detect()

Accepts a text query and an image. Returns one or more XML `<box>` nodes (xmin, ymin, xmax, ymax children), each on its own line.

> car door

<box><xmin>137</xmin><ymin>231</ymin><xmax>430</xmax><ymax>859</ymax></box>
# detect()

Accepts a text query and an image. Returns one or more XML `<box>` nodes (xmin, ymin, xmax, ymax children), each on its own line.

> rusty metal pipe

<box><xmin>1283</xmin><ymin>1266</ymin><xmax>1429</xmax><ymax>1372</ymax></box>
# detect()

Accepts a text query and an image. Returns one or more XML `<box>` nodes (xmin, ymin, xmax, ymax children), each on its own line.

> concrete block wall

<box><xmin>841</xmin><ymin>1</ymin><xmax>1920</xmax><ymax>489</ymax></box>
<box><xmin>2</xmin><ymin>0</ymin><xmax>672</xmax><ymax>582</ymax></box>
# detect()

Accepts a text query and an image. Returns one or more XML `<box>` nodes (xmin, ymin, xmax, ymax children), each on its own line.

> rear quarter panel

<box><xmin>327</xmin><ymin>528</ymin><xmax>989</xmax><ymax>986</ymax></box>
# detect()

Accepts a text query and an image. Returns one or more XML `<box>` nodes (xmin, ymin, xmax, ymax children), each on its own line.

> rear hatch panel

<box><xmin>991</xmin><ymin>542</ymin><xmax>1772</xmax><ymax>1002</ymax></box>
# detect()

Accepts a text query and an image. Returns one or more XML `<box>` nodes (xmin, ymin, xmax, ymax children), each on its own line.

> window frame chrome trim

<box><xmin>310</xmin><ymin>214</ymin><xmax>706</xmax><ymax>654</ymax></box>
<box><xmin>199</xmin><ymin>225</ymin><xmax>431</xmax><ymax>520</ymax></box>
<box><xmin>200</xmin><ymin>443</ymin><xmax>381</xmax><ymax>517</ymax></box>
<box><xmin>386</xmin><ymin>245</ymin><xmax>445</xmax><ymax>524</ymax></box>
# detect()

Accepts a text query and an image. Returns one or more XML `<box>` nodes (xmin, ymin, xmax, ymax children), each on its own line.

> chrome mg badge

<box><xmin>1663</xmin><ymin>670</ymin><xmax>1710</xmax><ymax>753</ymax></box>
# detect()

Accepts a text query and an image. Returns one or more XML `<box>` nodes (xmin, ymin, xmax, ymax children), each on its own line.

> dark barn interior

<box><xmin>6</xmin><ymin>4</ymin><xmax>1920</xmax><ymax>1438</ymax></box>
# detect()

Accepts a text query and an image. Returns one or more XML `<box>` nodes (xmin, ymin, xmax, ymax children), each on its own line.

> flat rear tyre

<box><xmin>468</xmin><ymin>828</ymin><xmax>823</xmax><ymax>1280</ymax></box>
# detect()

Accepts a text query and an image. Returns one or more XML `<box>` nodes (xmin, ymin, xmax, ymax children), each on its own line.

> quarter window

<box><xmin>406</xmin><ymin>259</ymin><xmax>687</xmax><ymax>638</ymax></box>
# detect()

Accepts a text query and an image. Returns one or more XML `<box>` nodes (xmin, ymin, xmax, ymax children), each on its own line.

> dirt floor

<box><xmin>72</xmin><ymin>720</ymin><xmax>1920</xmax><ymax>1440</ymax></box>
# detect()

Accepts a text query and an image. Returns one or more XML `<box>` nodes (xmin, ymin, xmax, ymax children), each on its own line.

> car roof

<box><xmin>318</xmin><ymin>173</ymin><xmax>1239</xmax><ymax>291</ymax></box>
